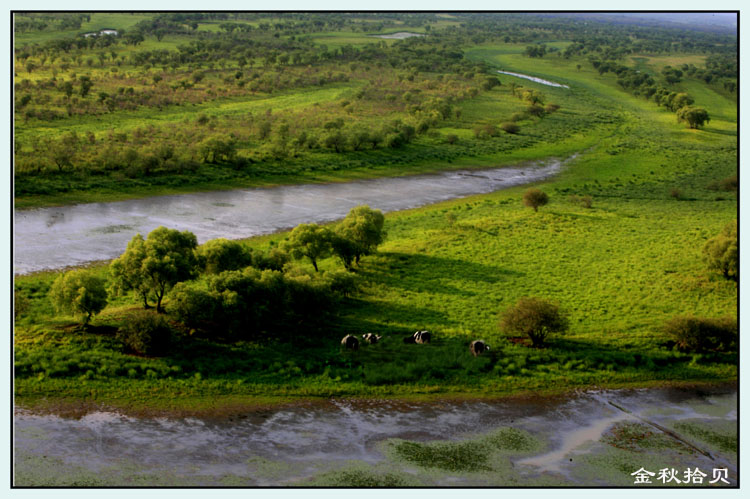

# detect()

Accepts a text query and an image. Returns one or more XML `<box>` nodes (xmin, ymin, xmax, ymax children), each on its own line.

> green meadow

<box><xmin>14</xmin><ymin>13</ymin><xmax>737</xmax><ymax>414</ymax></box>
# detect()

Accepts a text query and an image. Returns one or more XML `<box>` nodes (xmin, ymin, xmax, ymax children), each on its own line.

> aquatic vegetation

<box><xmin>388</xmin><ymin>439</ymin><xmax>494</xmax><ymax>472</ymax></box>
<box><xmin>601</xmin><ymin>422</ymin><xmax>694</xmax><ymax>454</ymax></box>
<box><xmin>673</xmin><ymin>420</ymin><xmax>737</xmax><ymax>454</ymax></box>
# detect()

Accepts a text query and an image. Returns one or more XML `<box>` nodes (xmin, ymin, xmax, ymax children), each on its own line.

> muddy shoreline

<box><xmin>15</xmin><ymin>379</ymin><xmax>737</xmax><ymax>421</ymax></box>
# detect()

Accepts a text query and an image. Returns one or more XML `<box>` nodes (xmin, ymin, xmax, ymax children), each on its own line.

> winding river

<box><xmin>14</xmin><ymin>156</ymin><xmax>573</xmax><ymax>274</ymax></box>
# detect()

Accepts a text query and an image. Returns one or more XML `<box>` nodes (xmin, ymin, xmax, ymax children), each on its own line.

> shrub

<box><xmin>522</xmin><ymin>188</ymin><xmax>549</xmax><ymax>212</ymax></box>
<box><xmin>324</xmin><ymin>270</ymin><xmax>361</xmax><ymax>297</ymax></box>
<box><xmin>117</xmin><ymin>310</ymin><xmax>173</xmax><ymax>356</ymax></box>
<box><xmin>500</xmin><ymin>122</ymin><xmax>520</xmax><ymax>134</ymax></box>
<box><xmin>509</xmin><ymin>112</ymin><xmax>527</xmax><ymax>122</ymax></box>
<box><xmin>500</xmin><ymin>297</ymin><xmax>568</xmax><ymax>347</ymax></box>
<box><xmin>526</xmin><ymin>104</ymin><xmax>545</xmax><ymax>117</ymax></box>
<box><xmin>703</xmin><ymin>221</ymin><xmax>738</xmax><ymax>281</ymax></box>
<box><xmin>444</xmin><ymin>134</ymin><xmax>458</xmax><ymax>145</ymax></box>
<box><xmin>662</xmin><ymin>316</ymin><xmax>737</xmax><ymax>352</ymax></box>
<box><xmin>708</xmin><ymin>175</ymin><xmax>738</xmax><ymax>192</ymax></box>
<box><xmin>568</xmin><ymin>194</ymin><xmax>593</xmax><ymax>209</ymax></box>
<box><xmin>544</xmin><ymin>103</ymin><xmax>560</xmax><ymax>113</ymax></box>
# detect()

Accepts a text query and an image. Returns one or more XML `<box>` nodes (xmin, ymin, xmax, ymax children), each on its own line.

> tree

<box><xmin>523</xmin><ymin>188</ymin><xmax>549</xmax><ymax>212</ymax></box>
<box><xmin>335</xmin><ymin>205</ymin><xmax>386</xmax><ymax>266</ymax></box>
<box><xmin>703</xmin><ymin>221</ymin><xmax>738</xmax><ymax>281</ymax></box>
<box><xmin>49</xmin><ymin>269</ymin><xmax>108</xmax><ymax>325</ymax></box>
<box><xmin>195</xmin><ymin>238</ymin><xmax>254</xmax><ymax>274</ymax></box>
<box><xmin>284</xmin><ymin>224</ymin><xmax>333</xmax><ymax>272</ymax></box>
<box><xmin>500</xmin><ymin>297</ymin><xmax>568</xmax><ymax>347</ymax></box>
<box><xmin>79</xmin><ymin>75</ymin><xmax>93</xmax><ymax>97</ymax></box>
<box><xmin>677</xmin><ymin>106</ymin><xmax>710</xmax><ymax>129</ymax></box>
<box><xmin>110</xmin><ymin>227</ymin><xmax>198</xmax><ymax>312</ymax></box>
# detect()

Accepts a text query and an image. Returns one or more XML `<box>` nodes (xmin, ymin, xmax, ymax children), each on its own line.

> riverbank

<box><xmin>14</xmin><ymin>127</ymin><xmax>603</xmax><ymax>211</ymax></box>
<box><xmin>14</xmin><ymin>379</ymin><xmax>736</xmax><ymax>420</ymax></box>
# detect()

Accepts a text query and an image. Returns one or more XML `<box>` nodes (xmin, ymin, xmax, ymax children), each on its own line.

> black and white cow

<box><xmin>413</xmin><ymin>330</ymin><xmax>431</xmax><ymax>344</ymax></box>
<box><xmin>341</xmin><ymin>334</ymin><xmax>359</xmax><ymax>351</ymax></box>
<box><xmin>469</xmin><ymin>340</ymin><xmax>489</xmax><ymax>357</ymax></box>
<box><xmin>362</xmin><ymin>333</ymin><xmax>382</xmax><ymax>344</ymax></box>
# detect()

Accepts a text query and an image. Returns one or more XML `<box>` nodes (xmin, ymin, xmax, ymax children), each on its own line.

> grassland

<box><xmin>14</xmin><ymin>17</ymin><xmax>737</xmax><ymax>414</ymax></box>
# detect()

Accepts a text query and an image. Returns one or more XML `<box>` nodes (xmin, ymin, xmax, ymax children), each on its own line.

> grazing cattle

<box><xmin>341</xmin><ymin>334</ymin><xmax>359</xmax><ymax>351</ymax></box>
<box><xmin>470</xmin><ymin>340</ymin><xmax>490</xmax><ymax>357</ymax></box>
<box><xmin>362</xmin><ymin>333</ymin><xmax>382</xmax><ymax>344</ymax></box>
<box><xmin>414</xmin><ymin>330</ymin><xmax>431</xmax><ymax>344</ymax></box>
<box><xmin>403</xmin><ymin>335</ymin><xmax>416</xmax><ymax>344</ymax></box>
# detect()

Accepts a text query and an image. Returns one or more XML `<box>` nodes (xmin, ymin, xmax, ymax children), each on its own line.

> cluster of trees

<box><xmin>523</xmin><ymin>45</ymin><xmax>547</xmax><ymax>58</ymax></box>
<box><xmin>15</xmin><ymin>64</ymin><xmax>487</xmax><ymax>179</ymax></box>
<box><xmin>14</xmin><ymin>13</ymin><xmax>90</xmax><ymax>33</ymax></box>
<box><xmin>48</xmin><ymin>205</ymin><xmax>386</xmax><ymax>342</ymax></box>
<box><xmin>589</xmin><ymin>58</ymin><xmax>711</xmax><ymax>128</ymax></box>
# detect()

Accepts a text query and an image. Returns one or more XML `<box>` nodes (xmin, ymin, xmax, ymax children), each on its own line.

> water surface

<box><xmin>497</xmin><ymin>70</ymin><xmax>570</xmax><ymax>88</ymax></box>
<box><xmin>15</xmin><ymin>157</ymin><xmax>570</xmax><ymax>274</ymax></box>
<box><xmin>370</xmin><ymin>32</ymin><xmax>424</xmax><ymax>39</ymax></box>
<box><xmin>14</xmin><ymin>387</ymin><xmax>737</xmax><ymax>486</ymax></box>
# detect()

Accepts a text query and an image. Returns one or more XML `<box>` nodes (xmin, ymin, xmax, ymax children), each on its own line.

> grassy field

<box><xmin>14</xmin><ymin>31</ymin><xmax>737</xmax><ymax>413</ymax></box>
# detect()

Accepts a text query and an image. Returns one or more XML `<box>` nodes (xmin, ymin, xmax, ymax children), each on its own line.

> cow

<box><xmin>362</xmin><ymin>333</ymin><xmax>382</xmax><ymax>344</ymax></box>
<box><xmin>469</xmin><ymin>340</ymin><xmax>489</xmax><ymax>357</ymax></box>
<box><xmin>403</xmin><ymin>335</ymin><xmax>416</xmax><ymax>344</ymax></box>
<box><xmin>341</xmin><ymin>334</ymin><xmax>359</xmax><ymax>351</ymax></box>
<box><xmin>414</xmin><ymin>330</ymin><xmax>431</xmax><ymax>344</ymax></box>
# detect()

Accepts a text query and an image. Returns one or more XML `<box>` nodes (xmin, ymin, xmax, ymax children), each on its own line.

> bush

<box><xmin>568</xmin><ymin>194</ymin><xmax>593</xmax><ymax>209</ymax></box>
<box><xmin>662</xmin><ymin>316</ymin><xmax>737</xmax><ymax>352</ymax></box>
<box><xmin>500</xmin><ymin>297</ymin><xmax>568</xmax><ymax>347</ymax></box>
<box><xmin>526</xmin><ymin>104</ymin><xmax>545</xmax><ymax>117</ymax></box>
<box><xmin>117</xmin><ymin>310</ymin><xmax>173</xmax><ymax>356</ymax></box>
<box><xmin>499</xmin><ymin>122</ymin><xmax>520</xmax><ymax>134</ymax></box>
<box><xmin>703</xmin><ymin>221</ymin><xmax>738</xmax><ymax>281</ymax></box>
<box><xmin>708</xmin><ymin>175</ymin><xmax>737</xmax><ymax>192</ymax></box>
<box><xmin>522</xmin><ymin>188</ymin><xmax>549</xmax><ymax>212</ymax></box>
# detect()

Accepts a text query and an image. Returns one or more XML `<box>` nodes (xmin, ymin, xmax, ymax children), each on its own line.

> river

<box><xmin>14</xmin><ymin>387</ymin><xmax>737</xmax><ymax>486</ymax></box>
<box><xmin>497</xmin><ymin>70</ymin><xmax>570</xmax><ymax>89</ymax></box>
<box><xmin>14</xmin><ymin>156</ymin><xmax>573</xmax><ymax>274</ymax></box>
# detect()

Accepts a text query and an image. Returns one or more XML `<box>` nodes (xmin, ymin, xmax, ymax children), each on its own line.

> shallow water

<box><xmin>370</xmin><ymin>32</ymin><xmax>424</xmax><ymax>39</ymax></box>
<box><xmin>14</xmin><ymin>157</ymin><xmax>570</xmax><ymax>274</ymax></box>
<box><xmin>14</xmin><ymin>387</ymin><xmax>737</xmax><ymax>486</ymax></box>
<box><xmin>497</xmin><ymin>70</ymin><xmax>570</xmax><ymax>88</ymax></box>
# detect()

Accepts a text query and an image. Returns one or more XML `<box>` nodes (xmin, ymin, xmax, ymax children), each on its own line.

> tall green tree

<box><xmin>195</xmin><ymin>238</ymin><xmax>254</xmax><ymax>274</ymax></box>
<box><xmin>284</xmin><ymin>223</ymin><xmax>333</xmax><ymax>272</ymax></box>
<box><xmin>49</xmin><ymin>269</ymin><xmax>108</xmax><ymax>325</ymax></box>
<box><xmin>335</xmin><ymin>205</ymin><xmax>386</xmax><ymax>266</ymax></box>
<box><xmin>110</xmin><ymin>226</ymin><xmax>199</xmax><ymax>312</ymax></box>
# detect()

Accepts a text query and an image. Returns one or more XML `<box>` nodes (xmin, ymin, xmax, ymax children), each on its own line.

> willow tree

<box><xmin>110</xmin><ymin>226</ymin><xmax>198</xmax><ymax>312</ymax></box>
